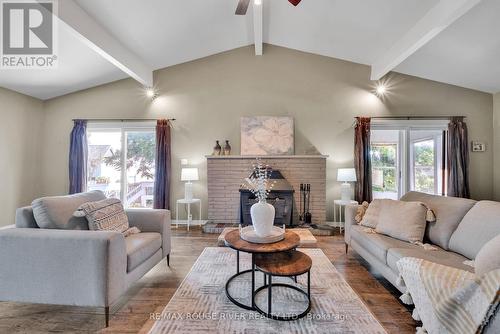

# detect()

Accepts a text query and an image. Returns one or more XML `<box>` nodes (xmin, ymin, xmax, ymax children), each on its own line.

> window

<box><xmin>409</xmin><ymin>131</ymin><xmax>444</xmax><ymax>195</ymax></box>
<box><xmin>371</xmin><ymin>130</ymin><xmax>400</xmax><ymax>200</ymax></box>
<box><xmin>371</xmin><ymin>121</ymin><xmax>447</xmax><ymax>199</ymax></box>
<box><xmin>87</xmin><ymin>122</ymin><xmax>156</xmax><ymax>208</ymax></box>
<box><xmin>371</xmin><ymin>144</ymin><xmax>399</xmax><ymax>199</ymax></box>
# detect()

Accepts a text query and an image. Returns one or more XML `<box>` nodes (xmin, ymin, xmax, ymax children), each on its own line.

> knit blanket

<box><xmin>397</xmin><ymin>257</ymin><xmax>500</xmax><ymax>334</ymax></box>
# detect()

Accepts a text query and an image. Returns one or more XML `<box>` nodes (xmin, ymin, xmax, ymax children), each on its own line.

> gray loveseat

<box><xmin>344</xmin><ymin>191</ymin><xmax>500</xmax><ymax>331</ymax></box>
<box><xmin>0</xmin><ymin>191</ymin><xmax>171</xmax><ymax>326</ymax></box>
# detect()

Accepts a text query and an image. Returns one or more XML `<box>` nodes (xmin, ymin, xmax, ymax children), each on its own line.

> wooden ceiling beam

<box><xmin>254</xmin><ymin>0</ymin><xmax>263</xmax><ymax>55</ymax></box>
<box><xmin>370</xmin><ymin>0</ymin><xmax>482</xmax><ymax>80</ymax></box>
<box><xmin>40</xmin><ymin>0</ymin><xmax>154</xmax><ymax>87</ymax></box>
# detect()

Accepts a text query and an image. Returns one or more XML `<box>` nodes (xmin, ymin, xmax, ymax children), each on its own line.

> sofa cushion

<box><xmin>400</xmin><ymin>191</ymin><xmax>476</xmax><ymax>250</ymax></box>
<box><xmin>32</xmin><ymin>191</ymin><xmax>106</xmax><ymax>229</ymax></box>
<box><xmin>387</xmin><ymin>248</ymin><xmax>473</xmax><ymax>274</ymax></box>
<box><xmin>449</xmin><ymin>201</ymin><xmax>500</xmax><ymax>260</ymax></box>
<box><xmin>350</xmin><ymin>225</ymin><xmax>420</xmax><ymax>263</ymax></box>
<box><xmin>475</xmin><ymin>234</ymin><xmax>500</xmax><ymax>276</ymax></box>
<box><xmin>375</xmin><ymin>199</ymin><xmax>427</xmax><ymax>243</ymax></box>
<box><xmin>125</xmin><ymin>232</ymin><xmax>162</xmax><ymax>272</ymax></box>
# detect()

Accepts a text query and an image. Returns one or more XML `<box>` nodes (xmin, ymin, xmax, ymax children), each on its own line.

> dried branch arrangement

<box><xmin>242</xmin><ymin>159</ymin><xmax>275</xmax><ymax>202</ymax></box>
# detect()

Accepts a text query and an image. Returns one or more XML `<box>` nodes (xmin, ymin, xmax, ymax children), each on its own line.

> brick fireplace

<box><xmin>207</xmin><ymin>155</ymin><xmax>327</xmax><ymax>225</ymax></box>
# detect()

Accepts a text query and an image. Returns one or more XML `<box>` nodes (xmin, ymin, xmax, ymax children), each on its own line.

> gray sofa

<box><xmin>344</xmin><ymin>191</ymin><xmax>500</xmax><ymax>291</ymax></box>
<box><xmin>0</xmin><ymin>191</ymin><xmax>171</xmax><ymax>326</ymax></box>
<box><xmin>344</xmin><ymin>191</ymin><xmax>500</xmax><ymax>331</ymax></box>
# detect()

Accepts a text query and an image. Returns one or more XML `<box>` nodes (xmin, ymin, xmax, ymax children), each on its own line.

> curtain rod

<box><xmin>363</xmin><ymin>116</ymin><xmax>465</xmax><ymax>120</ymax></box>
<box><xmin>72</xmin><ymin>118</ymin><xmax>176</xmax><ymax>122</ymax></box>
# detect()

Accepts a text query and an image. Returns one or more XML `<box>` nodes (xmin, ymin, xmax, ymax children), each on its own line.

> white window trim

<box><xmin>87</xmin><ymin>121</ymin><xmax>156</xmax><ymax>207</ymax></box>
<box><xmin>371</xmin><ymin>120</ymin><xmax>448</xmax><ymax>198</ymax></box>
<box><xmin>371</xmin><ymin>119</ymin><xmax>449</xmax><ymax>129</ymax></box>
<box><xmin>86</xmin><ymin>121</ymin><xmax>156</xmax><ymax>131</ymax></box>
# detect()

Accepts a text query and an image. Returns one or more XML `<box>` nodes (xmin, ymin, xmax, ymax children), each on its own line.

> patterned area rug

<box><xmin>148</xmin><ymin>247</ymin><xmax>386</xmax><ymax>334</ymax></box>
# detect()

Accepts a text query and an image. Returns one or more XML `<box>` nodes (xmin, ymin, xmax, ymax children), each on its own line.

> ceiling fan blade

<box><xmin>235</xmin><ymin>0</ymin><xmax>250</xmax><ymax>15</ymax></box>
<box><xmin>288</xmin><ymin>0</ymin><xmax>302</xmax><ymax>6</ymax></box>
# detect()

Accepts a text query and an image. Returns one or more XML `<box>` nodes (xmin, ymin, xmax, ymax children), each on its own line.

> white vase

<box><xmin>250</xmin><ymin>200</ymin><xmax>275</xmax><ymax>237</ymax></box>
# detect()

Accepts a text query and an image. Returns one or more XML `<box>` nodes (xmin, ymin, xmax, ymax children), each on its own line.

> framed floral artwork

<box><xmin>240</xmin><ymin>116</ymin><xmax>294</xmax><ymax>155</ymax></box>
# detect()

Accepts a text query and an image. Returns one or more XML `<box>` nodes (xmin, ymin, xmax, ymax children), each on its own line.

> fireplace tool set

<box><xmin>299</xmin><ymin>183</ymin><xmax>312</xmax><ymax>225</ymax></box>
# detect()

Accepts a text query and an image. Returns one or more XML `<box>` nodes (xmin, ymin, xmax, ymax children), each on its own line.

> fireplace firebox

<box><xmin>239</xmin><ymin>170</ymin><xmax>295</xmax><ymax>226</ymax></box>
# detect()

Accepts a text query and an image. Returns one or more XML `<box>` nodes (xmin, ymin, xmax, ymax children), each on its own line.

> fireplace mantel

<box><xmin>206</xmin><ymin>155</ymin><xmax>328</xmax><ymax>159</ymax></box>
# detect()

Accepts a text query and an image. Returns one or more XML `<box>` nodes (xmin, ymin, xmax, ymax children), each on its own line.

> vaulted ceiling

<box><xmin>1</xmin><ymin>0</ymin><xmax>499</xmax><ymax>100</ymax></box>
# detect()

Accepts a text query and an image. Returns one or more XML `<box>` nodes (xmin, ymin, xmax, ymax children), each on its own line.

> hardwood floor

<box><xmin>0</xmin><ymin>229</ymin><xmax>417</xmax><ymax>333</ymax></box>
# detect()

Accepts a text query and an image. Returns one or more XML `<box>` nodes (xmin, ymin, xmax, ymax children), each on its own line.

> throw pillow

<box><xmin>400</xmin><ymin>191</ymin><xmax>476</xmax><ymax>250</ymax></box>
<box><xmin>355</xmin><ymin>201</ymin><xmax>370</xmax><ymax>223</ymax></box>
<box><xmin>359</xmin><ymin>199</ymin><xmax>384</xmax><ymax>228</ymax></box>
<box><xmin>475</xmin><ymin>234</ymin><xmax>500</xmax><ymax>277</ymax></box>
<box><xmin>76</xmin><ymin>198</ymin><xmax>130</xmax><ymax>233</ymax></box>
<box><xmin>375</xmin><ymin>199</ymin><xmax>427</xmax><ymax>243</ymax></box>
<box><xmin>123</xmin><ymin>226</ymin><xmax>141</xmax><ymax>237</ymax></box>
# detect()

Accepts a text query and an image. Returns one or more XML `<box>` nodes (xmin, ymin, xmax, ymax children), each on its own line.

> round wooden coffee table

<box><xmin>254</xmin><ymin>250</ymin><xmax>312</xmax><ymax>321</ymax></box>
<box><xmin>224</xmin><ymin>229</ymin><xmax>300</xmax><ymax>310</ymax></box>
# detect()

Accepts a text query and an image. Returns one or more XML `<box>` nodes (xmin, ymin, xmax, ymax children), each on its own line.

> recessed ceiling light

<box><xmin>254</xmin><ymin>0</ymin><xmax>262</xmax><ymax>5</ymax></box>
<box><xmin>145</xmin><ymin>87</ymin><xmax>158</xmax><ymax>100</ymax></box>
<box><xmin>376</xmin><ymin>84</ymin><xmax>386</xmax><ymax>95</ymax></box>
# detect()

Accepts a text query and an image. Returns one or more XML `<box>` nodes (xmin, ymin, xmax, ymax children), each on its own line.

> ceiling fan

<box><xmin>235</xmin><ymin>0</ymin><xmax>302</xmax><ymax>15</ymax></box>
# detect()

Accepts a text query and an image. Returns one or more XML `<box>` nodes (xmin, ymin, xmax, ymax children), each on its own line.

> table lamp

<box><xmin>337</xmin><ymin>168</ymin><xmax>357</xmax><ymax>201</ymax></box>
<box><xmin>181</xmin><ymin>167</ymin><xmax>199</xmax><ymax>200</ymax></box>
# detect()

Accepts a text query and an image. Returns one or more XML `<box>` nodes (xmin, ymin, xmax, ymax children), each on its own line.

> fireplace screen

<box><xmin>239</xmin><ymin>170</ymin><xmax>294</xmax><ymax>226</ymax></box>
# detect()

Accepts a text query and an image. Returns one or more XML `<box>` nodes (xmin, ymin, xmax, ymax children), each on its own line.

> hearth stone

<box><xmin>309</xmin><ymin>225</ymin><xmax>336</xmax><ymax>236</ymax></box>
<box><xmin>202</xmin><ymin>222</ymin><xmax>238</xmax><ymax>234</ymax></box>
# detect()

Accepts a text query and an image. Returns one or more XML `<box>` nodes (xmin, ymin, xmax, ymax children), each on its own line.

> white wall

<box><xmin>39</xmin><ymin>45</ymin><xmax>494</xmax><ymax>221</ymax></box>
<box><xmin>0</xmin><ymin>88</ymin><xmax>44</xmax><ymax>226</ymax></box>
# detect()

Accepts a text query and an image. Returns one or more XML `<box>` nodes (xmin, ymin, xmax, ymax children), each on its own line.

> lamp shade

<box><xmin>181</xmin><ymin>168</ymin><xmax>199</xmax><ymax>181</ymax></box>
<box><xmin>337</xmin><ymin>168</ymin><xmax>357</xmax><ymax>182</ymax></box>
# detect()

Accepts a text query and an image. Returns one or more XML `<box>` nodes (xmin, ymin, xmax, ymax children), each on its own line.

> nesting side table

<box><xmin>223</xmin><ymin>230</ymin><xmax>300</xmax><ymax>310</ymax></box>
<box><xmin>333</xmin><ymin>199</ymin><xmax>358</xmax><ymax>234</ymax></box>
<box><xmin>254</xmin><ymin>250</ymin><xmax>312</xmax><ymax>321</ymax></box>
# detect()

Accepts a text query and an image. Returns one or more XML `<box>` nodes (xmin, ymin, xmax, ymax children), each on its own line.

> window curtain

<box><xmin>447</xmin><ymin>117</ymin><xmax>470</xmax><ymax>198</ymax></box>
<box><xmin>68</xmin><ymin>119</ymin><xmax>88</xmax><ymax>194</ymax></box>
<box><xmin>154</xmin><ymin>119</ymin><xmax>172</xmax><ymax>209</ymax></box>
<box><xmin>354</xmin><ymin>117</ymin><xmax>372</xmax><ymax>203</ymax></box>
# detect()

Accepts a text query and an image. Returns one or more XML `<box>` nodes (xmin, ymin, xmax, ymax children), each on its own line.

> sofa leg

<box><xmin>105</xmin><ymin>306</ymin><xmax>110</xmax><ymax>327</ymax></box>
<box><xmin>345</xmin><ymin>243</ymin><xmax>348</xmax><ymax>254</ymax></box>
<box><xmin>167</xmin><ymin>254</ymin><xmax>170</xmax><ymax>267</ymax></box>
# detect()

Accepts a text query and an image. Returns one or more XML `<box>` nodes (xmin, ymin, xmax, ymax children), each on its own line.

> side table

<box><xmin>254</xmin><ymin>250</ymin><xmax>312</xmax><ymax>321</ymax></box>
<box><xmin>175</xmin><ymin>198</ymin><xmax>201</xmax><ymax>231</ymax></box>
<box><xmin>333</xmin><ymin>199</ymin><xmax>358</xmax><ymax>234</ymax></box>
<box><xmin>224</xmin><ymin>229</ymin><xmax>300</xmax><ymax>310</ymax></box>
